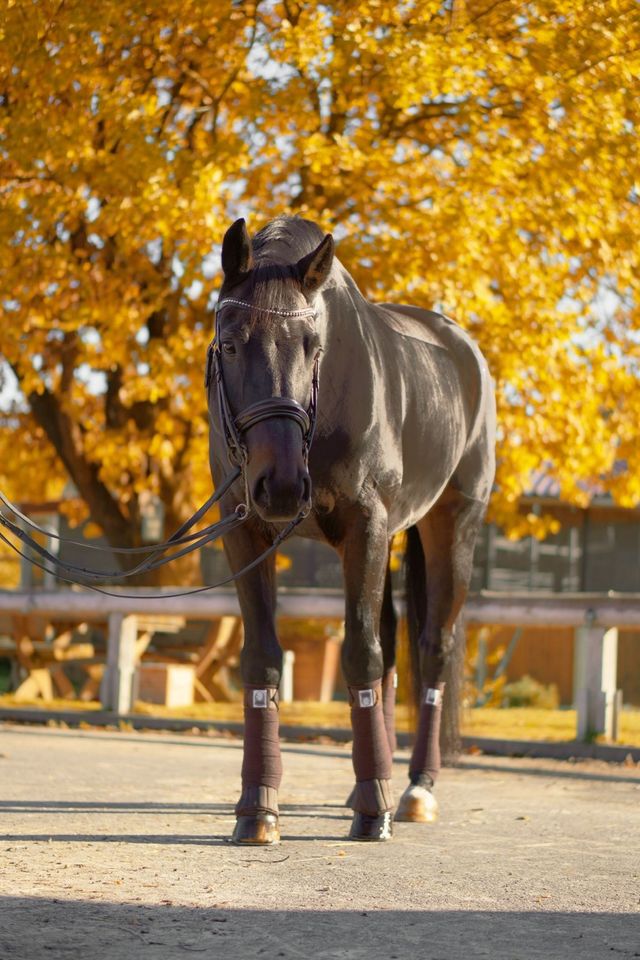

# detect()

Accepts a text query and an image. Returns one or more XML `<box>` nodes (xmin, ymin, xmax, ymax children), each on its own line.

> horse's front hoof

<box><xmin>395</xmin><ymin>784</ymin><xmax>439</xmax><ymax>823</ymax></box>
<box><xmin>232</xmin><ymin>813</ymin><xmax>280</xmax><ymax>845</ymax></box>
<box><xmin>349</xmin><ymin>810</ymin><xmax>393</xmax><ymax>842</ymax></box>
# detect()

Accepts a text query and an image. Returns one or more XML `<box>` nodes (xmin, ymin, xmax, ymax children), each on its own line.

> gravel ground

<box><xmin>0</xmin><ymin>723</ymin><xmax>638</xmax><ymax>959</ymax></box>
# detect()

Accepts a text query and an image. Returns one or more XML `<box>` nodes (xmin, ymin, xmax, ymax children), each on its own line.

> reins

<box><xmin>0</xmin><ymin>298</ymin><xmax>319</xmax><ymax>598</ymax></box>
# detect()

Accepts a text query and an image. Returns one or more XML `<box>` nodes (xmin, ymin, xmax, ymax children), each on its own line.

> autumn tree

<box><xmin>1</xmin><ymin>0</ymin><xmax>639</xmax><ymax>583</ymax></box>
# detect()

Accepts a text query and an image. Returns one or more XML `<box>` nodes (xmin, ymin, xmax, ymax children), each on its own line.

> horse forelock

<box><xmin>252</xmin><ymin>215</ymin><xmax>325</xmax><ymax>260</ymax></box>
<box><xmin>230</xmin><ymin>217</ymin><xmax>326</xmax><ymax>327</ymax></box>
<box><xmin>242</xmin><ymin>264</ymin><xmax>303</xmax><ymax>327</ymax></box>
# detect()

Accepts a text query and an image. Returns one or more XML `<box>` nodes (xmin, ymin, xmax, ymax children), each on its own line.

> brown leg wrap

<box><xmin>349</xmin><ymin>680</ymin><xmax>393</xmax><ymax>816</ymax></box>
<box><xmin>382</xmin><ymin>667</ymin><xmax>397</xmax><ymax>755</ymax></box>
<box><xmin>235</xmin><ymin>686</ymin><xmax>282</xmax><ymax>816</ymax></box>
<box><xmin>409</xmin><ymin>682</ymin><xmax>445</xmax><ymax>788</ymax></box>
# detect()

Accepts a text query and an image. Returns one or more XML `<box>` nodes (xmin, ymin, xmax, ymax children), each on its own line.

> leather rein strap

<box><xmin>0</xmin><ymin>298</ymin><xmax>319</xmax><ymax>599</ymax></box>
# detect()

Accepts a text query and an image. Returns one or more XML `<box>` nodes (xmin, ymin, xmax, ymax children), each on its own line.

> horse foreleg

<box><xmin>397</xmin><ymin>492</ymin><xmax>486</xmax><ymax>824</ymax></box>
<box><xmin>341</xmin><ymin>509</ymin><xmax>394</xmax><ymax>841</ymax></box>
<box><xmin>222</xmin><ymin>522</ymin><xmax>282</xmax><ymax>845</ymax></box>
<box><xmin>345</xmin><ymin>557</ymin><xmax>397</xmax><ymax>808</ymax></box>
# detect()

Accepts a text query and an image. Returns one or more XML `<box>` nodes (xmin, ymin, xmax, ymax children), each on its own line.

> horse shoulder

<box><xmin>375</xmin><ymin>300</ymin><xmax>495</xmax><ymax>464</ymax></box>
<box><xmin>376</xmin><ymin>302</ymin><xmax>491</xmax><ymax>385</ymax></box>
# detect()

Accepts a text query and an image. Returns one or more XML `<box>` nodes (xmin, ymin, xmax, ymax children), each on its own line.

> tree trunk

<box><xmin>26</xmin><ymin>388</ymin><xmax>204</xmax><ymax>588</ymax></box>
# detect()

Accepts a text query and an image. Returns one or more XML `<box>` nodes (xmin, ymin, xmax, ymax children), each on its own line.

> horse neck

<box><xmin>320</xmin><ymin>276</ymin><xmax>376</xmax><ymax>390</ymax></box>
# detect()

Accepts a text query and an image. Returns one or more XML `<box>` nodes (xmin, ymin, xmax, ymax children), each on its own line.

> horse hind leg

<box><xmin>380</xmin><ymin>561</ymin><xmax>399</xmax><ymax>754</ymax></box>
<box><xmin>396</xmin><ymin>490</ymin><xmax>487</xmax><ymax>824</ymax></box>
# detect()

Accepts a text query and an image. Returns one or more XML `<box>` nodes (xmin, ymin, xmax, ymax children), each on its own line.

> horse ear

<box><xmin>221</xmin><ymin>218</ymin><xmax>253</xmax><ymax>284</ymax></box>
<box><xmin>297</xmin><ymin>234</ymin><xmax>335</xmax><ymax>294</ymax></box>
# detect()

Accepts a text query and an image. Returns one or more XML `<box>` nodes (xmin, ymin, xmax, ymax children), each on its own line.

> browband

<box><xmin>216</xmin><ymin>298</ymin><xmax>317</xmax><ymax>319</ymax></box>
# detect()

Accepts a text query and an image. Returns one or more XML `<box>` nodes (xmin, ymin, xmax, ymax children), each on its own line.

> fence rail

<box><xmin>3</xmin><ymin>588</ymin><xmax>640</xmax><ymax>625</ymax></box>
<box><xmin>1</xmin><ymin>588</ymin><xmax>638</xmax><ymax>742</ymax></box>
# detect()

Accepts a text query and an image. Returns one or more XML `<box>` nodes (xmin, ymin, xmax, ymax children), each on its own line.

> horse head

<box><xmin>214</xmin><ymin>217</ymin><xmax>334</xmax><ymax>522</ymax></box>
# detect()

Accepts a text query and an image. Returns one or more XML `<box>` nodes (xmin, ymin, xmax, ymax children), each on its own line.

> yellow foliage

<box><xmin>0</xmin><ymin>0</ymin><xmax>639</xmax><ymax>567</ymax></box>
<box><xmin>501</xmin><ymin>675</ymin><xmax>561</xmax><ymax>710</ymax></box>
<box><xmin>465</xmin><ymin>625</ymin><xmax>507</xmax><ymax>707</ymax></box>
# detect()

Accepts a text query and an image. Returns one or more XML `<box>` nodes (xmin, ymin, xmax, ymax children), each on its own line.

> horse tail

<box><xmin>403</xmin><ymin>525</ymin><xmax>463</xmax><ymax>765</ymax></box>
<box><xmin>404</xmin><ymin>525</ymin><xmax>426</xmax><ymax>710</ymax></box>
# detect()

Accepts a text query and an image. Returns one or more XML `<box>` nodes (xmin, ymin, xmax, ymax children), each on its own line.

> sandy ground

<box><xmin>0</xmin><ymin>723</ymin><xmax>638</xmax><ymax>959</ymax></box>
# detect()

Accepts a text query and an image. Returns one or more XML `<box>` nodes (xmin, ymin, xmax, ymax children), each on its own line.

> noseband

<box><xmin>207</xmin><ymin>298</ymin><xmax>320</xmax><ymax>478</ymax></box>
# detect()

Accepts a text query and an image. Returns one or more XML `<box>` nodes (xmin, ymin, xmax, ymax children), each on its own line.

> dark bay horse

<box><xmin>208</xmin><ymin>216</ymin><xmax>496</xmax><ymax>843</ymax></box>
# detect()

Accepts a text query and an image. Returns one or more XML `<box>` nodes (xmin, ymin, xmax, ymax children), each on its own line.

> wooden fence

<box><xmin>0</xmin><ymin>588</ymin><xmax>638</xmax><ymax>740</ymax></box>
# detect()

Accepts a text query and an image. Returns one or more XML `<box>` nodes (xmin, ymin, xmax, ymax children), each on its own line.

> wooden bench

<box><xmin>0</xmin><ymin>610</ymin><xmax>245</xmax><ymax>708</ymax></box>
<box><xmin>0</xmin><ymin>614</ymin><xmax>333</xmax><ymax>708</ymax></box>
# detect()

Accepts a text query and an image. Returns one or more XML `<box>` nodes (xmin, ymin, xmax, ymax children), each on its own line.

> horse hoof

<box><xmin>395</xmin><ymin>784</ymin><xmax>439</xmax><ymax>823</ymax></box>
<box><xmin>349</xmin><ymin>810</ymin><xmax>393</xmax><ymax>842</ymax></box>
<box><xmin>232</xmin><ymin>813</ymin><xmax>280</xmax><ymax>845</ymax></box>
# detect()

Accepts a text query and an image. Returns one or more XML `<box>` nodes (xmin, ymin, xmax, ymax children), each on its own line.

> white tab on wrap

<box><xmin>252</xmin><ymin>689</ymin><xmax>269</xmax><ymax>708</ymax></box>
<box><xmin>358</xmin><ymin>689</ymin><xmax>375</xmax><ymax>708</ymax></box>
<box><xmin>425</xmin><ymin>688</ymin><xmax>442</xmax><ymax>706</ymax></box>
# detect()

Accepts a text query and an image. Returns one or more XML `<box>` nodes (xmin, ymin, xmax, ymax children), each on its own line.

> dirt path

<box><xmin>0</xmin><ymin>723</ymin><xmax>638</xmax><ymax>959</ymax></box>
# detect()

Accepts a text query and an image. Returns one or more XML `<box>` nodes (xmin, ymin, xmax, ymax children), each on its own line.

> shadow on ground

<box><xmin>0</xmin><ymin>897</ymin><xmax>638</xmax><ymax>960</ymax></box>
<box><xmin>459</xmin><ymin>759</ymin><xmax>640</xmax><ymax>785</ymax></box>
<box><xmin>0</xmin><ymin>800</ymin><xmax>349</xmax><ymax>814</ymax></box>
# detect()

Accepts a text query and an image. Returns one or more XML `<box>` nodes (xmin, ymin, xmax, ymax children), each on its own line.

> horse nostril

<box><xmin>302</xmin><ymin>473</ymin><xmax>312</xmax><ymax>504</ymax></box>
<box><xmin>250</xmin><ymin>467</ymin><xmax>311</xmax><ymax>519</ymax></box>
<box><xmin>253</xmin><ymin>473</ymin><xmax>269</xmax><ymax>508</ymax></box>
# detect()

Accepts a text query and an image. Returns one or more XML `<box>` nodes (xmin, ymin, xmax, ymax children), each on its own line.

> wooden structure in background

<box><xmin>137</xmin><ymin>663</ymin><xmax>196</xmax><ymax>708</ymax></box>
<box><xmin>462</xmin><ymin>592</ymin><xmax>633</xmax><ymax>739</ymax></box>
<box><xmin>0</xmin><ymin>589</ymin><xmax>638</xmax><ymax>742</ymax></box>
<box><xmin>0</xmin><ymin>606</ymin><xmax>245</xmax><ymax>710</ymax></box>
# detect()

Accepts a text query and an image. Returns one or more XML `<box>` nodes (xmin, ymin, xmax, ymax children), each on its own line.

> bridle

<box><xmin>207</xmin><ymin>296</ymin><xmax>320</xmax><ymax>472</ymax></box>
<box><xmin>0</xmin><ymin>298</ymin><xmax>320</xmax><ymax>598</ymax></box>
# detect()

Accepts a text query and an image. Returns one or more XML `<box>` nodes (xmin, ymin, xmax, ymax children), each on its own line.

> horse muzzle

<box><xmin>250</xmin><ymin>463</ymin><xmax>312</xmax><ymax>522</ymax></box>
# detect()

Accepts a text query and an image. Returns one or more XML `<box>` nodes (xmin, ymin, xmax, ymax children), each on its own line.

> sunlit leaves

<box><xmin>0</xmin><ymin>0</ymin><xmax>639</xmax><ymax>563</ymax></box>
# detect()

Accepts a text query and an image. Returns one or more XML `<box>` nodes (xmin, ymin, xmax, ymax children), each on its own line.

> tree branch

<box><xmin>24</xmin><ymin>382</ymin><xmax>134</xmax><ymax>549</ymax></box>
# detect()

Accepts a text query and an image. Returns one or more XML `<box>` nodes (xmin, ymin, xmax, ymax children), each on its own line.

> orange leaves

<box><xmin>0</xmin><ymin>0</ymin><xmax>639</xmax><ymax>547</ymax></box>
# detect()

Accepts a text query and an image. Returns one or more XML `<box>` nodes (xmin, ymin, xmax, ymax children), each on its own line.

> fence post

<box><xmin>101</xmin><ymin>613</ymin><xmax>138</xmax><ymax>714</ymax></box>
<box><xmin>280</xmin><ymin>649</ymin><xmax>295</xmax><ymax>704</ymax></box>
<box><xmin>574</xmin><ymin>625</ymin><xmax>619</xmax><ymax>741</ymax></box>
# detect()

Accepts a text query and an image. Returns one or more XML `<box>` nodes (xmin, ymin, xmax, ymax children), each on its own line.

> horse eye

<box><xmin>222</xmin><ymin>341</ymin><xmax>236</xmax><ymax>356</ymax></box>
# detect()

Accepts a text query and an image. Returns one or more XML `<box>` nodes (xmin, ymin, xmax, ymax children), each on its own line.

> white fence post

<box><xmin>101</xmin><ymin>613</ymin><xmax>138</xmax><ymax>714</ymax></box>
<box><xmin>280</xmin><ymin>650</ymin><xmax>295</xmax><ymax>704</ymax></box>
<box><xmin>574</xmin><ymin>625</ymin><xmax>619</xmax><ymax>741</ymax></box>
